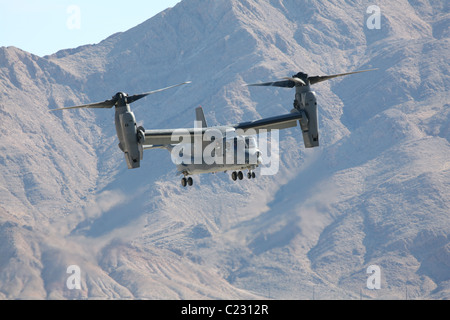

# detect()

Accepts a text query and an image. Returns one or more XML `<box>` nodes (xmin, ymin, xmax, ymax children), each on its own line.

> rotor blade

<box><xmin>309</xmin><ymin>69</ymin><xmax>378</xmax><ymax>85</ymax></box>
<box><xmin>126</xmin><ymin>81</ymin><xmax>192</xmax><ymax>104</ymax></box>
<box><xmin>246</xmin><ymin>80</ymin><xmax>296</xmax><ymax>88</ymax></box>
<box><xmin>49</xmin><ymin>99</ymin><xmax>117</xmax><ymax>111</ymax></box>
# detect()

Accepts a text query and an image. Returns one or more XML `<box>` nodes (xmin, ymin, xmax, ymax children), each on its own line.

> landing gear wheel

<box><xmin>181</xmin><ymin>178</ymin><xmax>187</xmax><ymax>187</ymax></box>
<box><xmin>232</xmin><ymin>171</ymin><xmax>238</xmax><ymax>181</ymax></box>
<box><xmin>238</xmin><ymin>171</ymin><xmax>244</xmax><ymax>180</ymax></box>
<box><xmin>247</xmin><ymin>172</ymin><xmax>252</xmax><ymax>179</ymax></box>
<box><xmin>252</xmin><ymin>172</ymin><xmax>256</xmax><ymax>179</ymax></box>
<box><xmin>187</xmin><ymin>177</ymin><xmax>193</xmax><ymax>186</ymax></box>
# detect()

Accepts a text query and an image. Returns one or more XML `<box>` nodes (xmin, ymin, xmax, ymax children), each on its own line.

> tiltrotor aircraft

<box><xmin>51</xmin><ymin>69</ymin><xmax>374</xmax><ymax>187</ymax></box>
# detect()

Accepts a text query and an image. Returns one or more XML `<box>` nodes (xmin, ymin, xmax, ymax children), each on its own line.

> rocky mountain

<box><xmin>0</xmin><ymin>0</ymin><xmax>448</xmax><ymax>299</ymax></box>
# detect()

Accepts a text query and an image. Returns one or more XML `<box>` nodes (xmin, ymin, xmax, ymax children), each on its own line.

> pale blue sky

<box><xmin>0</xmin><ymin>0</ymin><xmax>181</xmax><ymax>56</ymax></box>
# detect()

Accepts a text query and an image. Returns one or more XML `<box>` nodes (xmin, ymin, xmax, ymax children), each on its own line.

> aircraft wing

<box><xmin>142</xmin><ymin>111</ymin><xmax>303</xmax><ymax>146</ymax></box>
<box><xmin>233</xmin><ymin>111</ymin><xmax>302</xmax><ymax>134</ymax></box>
<box><xmin>143</xmin><ymin>128</ymin><xmax>213</xmax><ymax>146</ymax></box>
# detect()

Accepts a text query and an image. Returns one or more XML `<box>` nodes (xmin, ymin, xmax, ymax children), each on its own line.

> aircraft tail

<box><xmin>195</xmin><ymin>106</ymin><xmax>208</xmax><ymax>128</ymax></box>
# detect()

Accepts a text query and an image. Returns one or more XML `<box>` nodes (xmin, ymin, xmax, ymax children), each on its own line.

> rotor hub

<box><xmin>114</xmin><ymin>92</ymin><xmax>128</xmax><ymax>100</ymax></box>
<box><xmin>294</xmin><ymin>72</ymin><xmax>309</xmax><ymax>81</ymax></box>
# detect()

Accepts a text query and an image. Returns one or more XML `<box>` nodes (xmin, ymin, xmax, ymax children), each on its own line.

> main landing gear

<box><xmin>232</xmin><ymin>171</ymin><xmax>256</xmax><ymax>181</ymax></box>
<box><xmin>181</xmin><ymin>176</ymin><xmax>193</xmax><ymax>187</ymax></box>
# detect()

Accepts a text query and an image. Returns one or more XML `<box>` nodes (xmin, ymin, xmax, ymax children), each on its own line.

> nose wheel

<box><xmin>181</xmin><ymin>177</ymin><xmax>193</xmax><ymax>187</ymax></box>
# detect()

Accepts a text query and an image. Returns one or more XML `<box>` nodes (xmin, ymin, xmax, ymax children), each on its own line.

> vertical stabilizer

<box><xmin>195</xmin><ymin>106</ymin><xmax>208</xmax><ymax>128</ymax></box>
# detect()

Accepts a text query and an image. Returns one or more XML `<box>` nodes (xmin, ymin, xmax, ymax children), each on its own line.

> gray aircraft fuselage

<box><xmin>172</xmin><ymin>135</ymin><xmax>262</xmax><ymax>176</ymax></box>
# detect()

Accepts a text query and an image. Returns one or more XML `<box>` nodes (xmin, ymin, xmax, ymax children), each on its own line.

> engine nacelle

<box><xmin>296</xmin><ymin>91</ymin><xmax>319</xmax><ymax>148</ymax></box>
<box><xmin>116</xmin><ymin>109</ymin><xmax>142</xmax><ymax>169</ymax></box>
